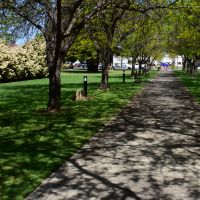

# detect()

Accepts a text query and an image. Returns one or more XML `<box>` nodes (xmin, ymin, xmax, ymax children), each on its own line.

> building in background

<box><xmin>161</xmin><ymin>54</ymin><xmax>183</xmax><ymax>69</ymax></box>
<box><xmin>174</xmin><ymin>55</ymin><xmax>183</xmax><ymax>68</ymax></box>
<box><xmin>161</xmin><ymin>54</ymin><xmax>173</xmax><ymax>64</ymax></box>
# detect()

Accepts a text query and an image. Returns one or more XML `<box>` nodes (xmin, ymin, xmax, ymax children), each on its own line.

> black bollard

<box><xmin>123</xmin><ymin>69</ymin><xmax>125</xmax><ymax>83</ymax></box>
<box><xmin>83</xmin><ymin>76</ymin><xmax>87</xmax><ymax>97</ymax></box>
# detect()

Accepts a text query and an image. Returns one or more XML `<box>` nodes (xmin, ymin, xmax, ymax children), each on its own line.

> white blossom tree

<box><xmin>0</xmin><ymin>37</ymin><xmax>47</xmax><ymax>81</ymax></box>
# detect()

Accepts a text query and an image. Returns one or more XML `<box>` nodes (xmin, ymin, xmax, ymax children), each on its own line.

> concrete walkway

<box><xmin>26</xmin><ymin>71</ymin><xmax>200</xmax><ymax>200</ymax></box>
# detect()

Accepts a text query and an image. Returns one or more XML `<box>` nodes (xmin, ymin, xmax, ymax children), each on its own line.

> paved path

<box><xmin>26</xmin><ymin>71</ymin><xmax>200</xmax><ymax>200</ymax></box>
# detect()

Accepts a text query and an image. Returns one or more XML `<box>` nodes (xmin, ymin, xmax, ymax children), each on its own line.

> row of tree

<box><xmin>0</xmin><ymin>0</ymin><xmax>199</xmax><ymax>111</ymax></box>
<box><xmin>163</xmin><ymin>0</ymin><xmax>200</xmax><ymax>74</ymax></box>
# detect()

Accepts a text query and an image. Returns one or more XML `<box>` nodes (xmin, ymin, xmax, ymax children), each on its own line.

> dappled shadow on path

<box><xmin>26</xmin><ymin>71</ymin><xmax>200</xmax><ymax>200</ymax></box>
<box><xmin>1</xmin><ymin>75</ymin><xmax>146</xmax><ymax>199</ymax></box>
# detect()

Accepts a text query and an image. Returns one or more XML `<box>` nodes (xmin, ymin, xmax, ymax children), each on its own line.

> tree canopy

<box><xmin>1</xmin><ymin>0</ymin><xmax>199</xmax><ymax>110</ymax></box>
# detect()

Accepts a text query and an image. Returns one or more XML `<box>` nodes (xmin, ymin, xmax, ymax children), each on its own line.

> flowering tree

<box><xmin>0</xmin><ymin>37</ymin><xmax>47</xmax><ymax>82</ymax></box>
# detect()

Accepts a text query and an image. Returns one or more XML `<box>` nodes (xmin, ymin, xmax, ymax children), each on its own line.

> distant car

<box><xmin>73</xmin><ymin>60</ymin><xmax>81</xmax><ymax>67</ymax></box>
<box><xmin>80</xmin><ymin>63</ymin><xmax>87</xmax><ymax>69</ymax></box>
<box><xmin>98</xmin><ymin>63</ymin><xmax>103</xmax><ymax>69</ymax></box>
<box><xmin>72</xmin><ymin>60</ymin><xmax>88</xmax><ymax>69</ymax></box>
<box><xmin>122</xmin><ymin>64</ymin><xmax>132</xmax><ymax>70</ymax></box>
<box><xmin>113</xmin><ymin>63</ymin><xmax>121</xmax><ymax>70</ymax></box>
<box><xmin>113</xmin><ymin>63</ymin><xmax>132</xmax><ymax>70</ymax></box>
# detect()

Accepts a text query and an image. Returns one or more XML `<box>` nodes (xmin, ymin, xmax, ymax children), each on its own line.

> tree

<box><xmin>85</xmin><ymin>0</ymin><xmax>171</xmax><ymax>89</ymax></box>
<box><xmin>65</xmin><ymin>31</ymin><xmax>98</xmax><ymax>72</ymax></box>
<box><xmin>121</xmin><ymin>10</ymin><xmax>167</xmax><ymax>75</ymax></box>
<box><xmin>86</xmin><ymin>7</ymin><xmax>127</xmax><ymax>89</ymax></box>
<box><xmin>1</xmin><ymin>0</ymin><xmax>115</xmax><ymax>111</ymax></box>
<box><xmin>1</xmin><ymin>0</ymin><xmax>181</xmax><ymax>110</ymax></box>
<box><xmin>163</xmin><ymin>0</ymin><xmax>200</xmax><ymax>74</ymax></box>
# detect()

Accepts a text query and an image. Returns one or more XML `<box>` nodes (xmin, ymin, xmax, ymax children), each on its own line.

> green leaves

<box><xmin>164</xmin><ymin>0</ymin><xmax>200</xmax><ymax>59</ymax></box>
<box><xmin>65</xmin><ymin>31</ymin><xmax>97</xmax><ymax>62</ymax></box>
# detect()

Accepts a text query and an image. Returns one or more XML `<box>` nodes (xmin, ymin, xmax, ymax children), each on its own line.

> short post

<box><xmin>123</xmin><ymin>69</ymin><xmax>125</xmax><ymax>83</ymax></box>
<box><xmin>83</xmin><ymin>76</ymin><xmax>87</xmax><ymax>97</ymax></box>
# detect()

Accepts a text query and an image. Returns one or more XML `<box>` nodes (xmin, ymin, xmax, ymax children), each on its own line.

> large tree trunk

<box><xmin>45</xmin><ymin>32</ymin><xmax>63</xmax><ymax>112</ymax></box>
<box><xmin>45</xmin><ymin>32</ymin><xmax>62</xmax><ymax>111</ymax></box>
<box><xmin>45</xmin><ymin>1</ymin><xmax>62</xmax><ymax>112</ymax></box>
<box><xmin>48</xmin><ymin>62</ymin><xmax>61</xmax><ymax>111</ymax></box>
<box><xmin>45</xmin><ymin>28</ymin><xmax>83</xmax><ymax>111</ymax></box>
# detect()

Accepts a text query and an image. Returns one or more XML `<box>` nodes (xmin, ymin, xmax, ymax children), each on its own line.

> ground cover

<box><xmin>175</xmin><ymin>71</ymin><xmax>200</xmax><ymax>103</ymax></box>
<box><xmin>0</xmin><ymin>70</ymin><xmax>157</xmax><ymax>200</ymax></box>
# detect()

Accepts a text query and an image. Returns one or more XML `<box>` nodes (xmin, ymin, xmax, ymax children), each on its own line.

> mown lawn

<box><xmin>0</xmin><ymin>70</ymin><xmax>157</xmax><ymax>200</ymax></box>
<box><xmin>175</xmin><ymin>70</ymin><xmax>200</xmax><ymax>103</ymax></box>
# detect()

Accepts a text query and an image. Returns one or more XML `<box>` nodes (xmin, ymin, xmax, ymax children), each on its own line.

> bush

<box><xmin>0</xmin><ymin>38</ymin><xmax>48</xmax><ymax>82</ymax></box>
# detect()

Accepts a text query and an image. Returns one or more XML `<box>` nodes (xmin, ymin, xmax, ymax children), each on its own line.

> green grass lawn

<box><xmin>175</xmin><ymin>70</ymin><xmax>200</xmax><ymax>103</ymax></box>
<box><xmin>0</xmin><ymin>70</ymin><xmax>157</xmax><ymax>200</ymax></box>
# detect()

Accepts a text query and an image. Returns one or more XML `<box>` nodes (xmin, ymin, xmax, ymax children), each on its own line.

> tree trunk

<box><xmin>188</xmin><ymin>59</ymin><xmax>193</xmax><ymax>75</ymax></box>
<box><xmin>182</xmin><ymin>56</ymin><xmax>186</xmax><ymax>72</ymax></box>
<box><xmin>45</xmin><ymin>25</ymin><xmax>83</xmax><ymax>111</ymax></box>
<box><xmin>87</xmin><ymin>59</ymin><xmax>98</xmax><ymax>73</ymax></box>
<box><xmin>185</xmin><ymin>57</ymin><xmax>190</xmax><ymax>74</ymax></box>
<box><xmin>191</xmin><ymin>60</ymin><xmax>196</xmax><ymax>76</ymax></box>
<box><xmin>131</xmin><ymin>56</ymin><xmax>136</xmax><ymax>77</ymax></box>
<box><xmin>100</xmin><ymin>48</ymin><xmax>112</xmax><ymax>89</ymax></box>
<box><xmin>138</xmin><ymin>60</ymin><xmax>142</xmax><ymax>75</ymax></box>
<box><xmin>45</xmin><ymin>34</ymin><xmax>63</xmax><ymax>112</ymax></box>
<box><xmin>48</xmin><ymin>63</ymin><xmax>61</xmax><ymax>111</ymax></box>
<box><xmin>100</xmin><ymin>64</ymin><xmax>109</xmax><ymax>89</ymax></box>
<box><xmin>109</xmin><ymin>53</ymin><xmax>113</xmax><ymax>70</ymax></box>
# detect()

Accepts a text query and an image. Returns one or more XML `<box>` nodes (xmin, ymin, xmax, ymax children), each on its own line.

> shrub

<box><xmin>0</xmin><ymin>38</ymin><xmax>48</xmax><ymax>82</ymax></box>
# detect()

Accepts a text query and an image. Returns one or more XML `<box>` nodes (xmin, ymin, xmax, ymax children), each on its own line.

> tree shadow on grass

<box><xmin>0</xmin><ymin>77</ymin><xmax>146</xmax><ymax>199</ymax></box>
